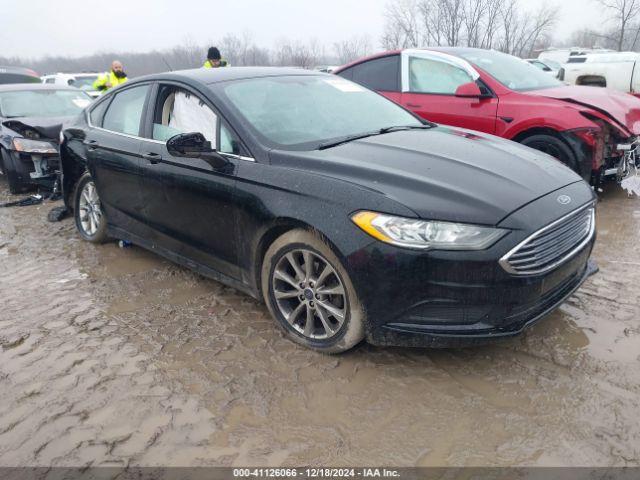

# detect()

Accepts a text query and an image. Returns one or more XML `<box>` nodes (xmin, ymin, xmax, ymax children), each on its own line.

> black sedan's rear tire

<box><xmin>74</xmin><ymin>172</ymin><xmax>108</xmax><ymax>243</ymax></box>
<box><xmin>520</xmin><ymin>134</ymin><xmax>578</xmax><ymax>172</ymax></box>
<box><xmin>261</xmin><ymin>229</ymin><xmax>365</xmax><ymax>353</ymax></box>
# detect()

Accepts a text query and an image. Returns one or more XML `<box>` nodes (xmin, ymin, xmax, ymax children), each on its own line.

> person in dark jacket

<box><xmin>203</xmin><ymin>47</ymin><xmax>229</xmax><ymax>68</ymax></box>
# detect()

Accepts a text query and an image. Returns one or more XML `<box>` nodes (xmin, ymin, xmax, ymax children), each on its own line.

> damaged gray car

<box><xmin>0</xmin><ymin>84</ymin><xmax>92</xmax><ymax>193</ymax></box>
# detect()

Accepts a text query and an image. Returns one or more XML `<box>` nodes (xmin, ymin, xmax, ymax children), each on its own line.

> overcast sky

<box><xmin>3</xmin><ymin>0</ymin><xmax>605</xmax><ymax>59</ymax></box>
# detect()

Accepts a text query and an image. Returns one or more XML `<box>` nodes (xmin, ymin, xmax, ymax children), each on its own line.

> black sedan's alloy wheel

<box><xmin>74</xmin><ymin>173</ymin><xmax>107</xmax><ymax>243</ymax></box>
<box><xmin>272</xmin><ymin>248</ymin><xmax>346</xmax><ymax>340</ymax></box>
<box><xmin>262</xmin><ymin>230</ymin><xmax>365</xmax><ymax>353</ymax></box>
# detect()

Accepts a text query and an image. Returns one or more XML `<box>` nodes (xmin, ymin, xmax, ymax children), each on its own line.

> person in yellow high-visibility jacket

<box><xmin>93</xmin><ymin>61</ymin><xmax>128</xmax><ymax>92</ymax></box>
<box><xmin>203</xmin><ymin>47</ymin><xmax>229</xmax><ymax>68</ymax></box>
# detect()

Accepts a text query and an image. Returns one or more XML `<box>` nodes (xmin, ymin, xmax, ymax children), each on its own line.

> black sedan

<box><xmin>60</xmin><ymin>68</ymin><xmax>597</xmax><ymax>352</ymax></box>
<box><xmin>0</xmin><ymin>84</ymin><xmax>92</xmax><ymax>193</ymax></box>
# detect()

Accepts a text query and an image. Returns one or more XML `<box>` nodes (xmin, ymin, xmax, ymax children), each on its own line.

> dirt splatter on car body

<box><xmin>0</xmin><ymin>181</ymin><xmax>638</xmax><ymax>467</ymax></box>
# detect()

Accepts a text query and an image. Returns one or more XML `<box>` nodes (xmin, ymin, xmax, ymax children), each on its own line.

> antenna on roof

<box><xmin>162</xmin><ymin>57</ymin><xmax>173</xmax><ymax>72</ymax></box>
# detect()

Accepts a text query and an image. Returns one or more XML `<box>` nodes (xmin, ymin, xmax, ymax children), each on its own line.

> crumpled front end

<box><xmin>557</xmin><ymin>114</ymin><xmax>640</xmax><ymax>188</ymax></box>
<box><xmin>3</xmin><ymin>119</ymin><xmax>64</xmax><ymax>190</ymax></box>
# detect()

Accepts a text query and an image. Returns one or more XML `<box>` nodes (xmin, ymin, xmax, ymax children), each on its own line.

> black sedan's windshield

<box><xmin>0</xmin><ymin>89</ymin><xmax>92</xmax><ymax>118</ymax></box>
<box><xmin>219</xmin><ymin>75</ymin><xmax>422</xmax><ymax>150</ymax></box>
<box><xmin>458</xmin><ymin>50</ymin><xmax>563</xmax><ymax>92</ymax></box>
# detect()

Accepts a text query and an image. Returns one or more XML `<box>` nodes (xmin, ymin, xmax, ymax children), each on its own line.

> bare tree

<box><xmin>596</xmin><ymin>0</ymin><xmax>640</xmax><ymax>50</ymax></box>
<box><xmin>479</xmin><ymin>0</ymin><xmax>502</xmax><ymax>48</ymax></box>
<box><xmin>380</xmin><ymin>0</ymin><xmax>421</xmax><ymax>48</ymax></box>
<box><xmin>418</xmin><ymin>0</ymin><xmax>465</xmax><ymax>46</ymax></box>
<box><xmin>463</xmin><ymin>0</ymin><xmax>488</xmax><ymax>47</ymax></box>
<box><xmin>381</xmin><ymin>0</ymin><xmax>557</xmax><ymax>57</ymax></box>
<box><xmin>568</xmin><ymin>28</ymin><xmax>608</xmax><ymax>48</ymax></box>
<box><xmin>219</xmin><ymin>33</ymin><xmax>243</xmax><ymax>65</ymax></box>
<box><xmin>334</xmin><ymin>35</ymin><xmax>373</xmax><ymax>64</ymax></box>
<box><xmin>272</xmin><ymin>38</ymin><xmax>327</xmax><ymax>68</ymax></box>
<box><xmin>502</xmin><ymin>3</ymin><xmax>559</xmax><ymax>57</ymax></box>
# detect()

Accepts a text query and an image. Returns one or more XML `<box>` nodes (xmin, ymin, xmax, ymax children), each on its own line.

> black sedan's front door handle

<box><xmin>142</xmin><ymin>152</ymin><xmax>162</xmax><ymax>164</ymax></box>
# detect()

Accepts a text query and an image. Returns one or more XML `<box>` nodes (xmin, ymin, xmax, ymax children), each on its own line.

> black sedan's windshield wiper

<box><xmin>318</xmin><ymin>130</ymin><xmax>381</xmax><ymax>150</ymax></box>
<box><xmin>318</xmin><ymin>124</ymin><xmax>435</xmax><ymax>150</ymax></box>
<box><xmin>378</xmin><ymin>124</ymin><xmax>435</xmax><ymax>133</ymax></box>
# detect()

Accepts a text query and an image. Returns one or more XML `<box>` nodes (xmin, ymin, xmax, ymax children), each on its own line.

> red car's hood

<box><xmin>527</xmin><ymin>85</ymin><xmax>640</xmax><ymax>135</ymax></box>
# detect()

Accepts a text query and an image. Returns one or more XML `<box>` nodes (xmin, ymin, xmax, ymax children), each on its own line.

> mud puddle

<box><xmin>0</xmin><ymin>181</ymin><xmax>638</xmax><ymax>467</ymax></box>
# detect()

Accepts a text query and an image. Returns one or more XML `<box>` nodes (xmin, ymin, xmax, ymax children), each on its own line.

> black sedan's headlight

<box><xmin>12</xmin><ymin>138</ymin><xmax>58</xmax><ymax>154</ymax></box>
<box><xmin>351</xmin><ymin>211</ymin><xmax>507</xmax><ymax>250</ymax></box>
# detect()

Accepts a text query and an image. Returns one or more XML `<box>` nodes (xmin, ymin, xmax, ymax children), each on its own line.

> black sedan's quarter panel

<box><xmin>233</xmin><ymin>158</ymin><xmax>418</xmax><ymax>289</ymax></box>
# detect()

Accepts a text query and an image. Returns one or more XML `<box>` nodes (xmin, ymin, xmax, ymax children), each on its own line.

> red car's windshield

<box><xmin>458</xmin><ymin>50</ymin><xmax>563</xmax><ymax>92</ymax></box>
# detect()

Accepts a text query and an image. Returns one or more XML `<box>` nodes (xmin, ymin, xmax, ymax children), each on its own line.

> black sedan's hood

<box><xmin>271</xmin><ymin>126</ymin><xmax>583</xmax><ymax>226</ymax></box>
<box><xmin>2</xmin><ymin>116</ymin><xmax>76</xmax><ymax>142</ymax></box>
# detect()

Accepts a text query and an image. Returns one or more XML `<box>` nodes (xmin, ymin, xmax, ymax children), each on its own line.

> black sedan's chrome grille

<box><xmin>500</xmin><ymin>205</ymin><xmax>595</xmax><ymax>275</ymax></box>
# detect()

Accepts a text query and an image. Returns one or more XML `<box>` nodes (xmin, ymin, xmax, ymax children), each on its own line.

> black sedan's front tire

<box><xmin>261</xmin><ymin>229</ymin><xmax>365</xmax><ymax>353</ymax></box>
<box><xmin>74</xmin><ymin>173</ymin><xmax>107</xmax><ymax>243</ymax></box>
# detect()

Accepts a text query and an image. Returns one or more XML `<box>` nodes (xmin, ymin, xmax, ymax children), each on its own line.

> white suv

<box><xmin>41</xmin><ymin>73</ymin><xmax>100</xmax><ymax>98</ymax></box>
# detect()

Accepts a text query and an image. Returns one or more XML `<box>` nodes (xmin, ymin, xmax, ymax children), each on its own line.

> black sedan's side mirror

<box><xmin>166</xmin><ymin>132</ymin><xmax>228</xmax><ymax>169</ymax></box>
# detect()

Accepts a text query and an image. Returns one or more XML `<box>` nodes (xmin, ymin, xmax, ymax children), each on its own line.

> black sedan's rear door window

<box><xmin>102</xmin><ymin>85</ymin><xmax>149</xmax><ymax>136</ymax></box>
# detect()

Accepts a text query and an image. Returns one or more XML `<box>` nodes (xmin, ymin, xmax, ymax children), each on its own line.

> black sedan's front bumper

<box><xmin>371</xmin><ymin>251</ymin><xmax>595</xmax><ymax>348</ymax></box>
<box><xmin>344</xmin><ymin>183</ymin><xmax>597</xmax><ymax>348</ymax></box>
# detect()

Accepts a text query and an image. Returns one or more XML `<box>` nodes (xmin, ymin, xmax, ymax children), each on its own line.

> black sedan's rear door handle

<box><xmin>142</xmin><ymin>152</ymin><xmax>162</xmax><ymax>164</ymax></box>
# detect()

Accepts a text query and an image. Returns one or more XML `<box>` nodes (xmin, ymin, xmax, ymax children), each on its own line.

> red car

<box><xmin>335</xmin><ymin>48</ymin><xmax>640</xmax><ymax>185</ymax></box>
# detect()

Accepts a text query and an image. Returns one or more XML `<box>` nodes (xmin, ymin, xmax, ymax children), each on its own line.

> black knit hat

<box><xmin>207</xmin><ymin>47</ymin><xmax>221</xmax><ymax>60</ymax></box>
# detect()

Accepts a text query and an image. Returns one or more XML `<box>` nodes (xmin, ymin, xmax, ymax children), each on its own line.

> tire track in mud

<box><xmin>0</xmin><ymin>194</ymin><xmax>224</xmax><ymax>466</ymax></box>
<box><xmin>0</xmin><ymin>181</ymin><xmax>639</xmax><ymax>467</ymax></box>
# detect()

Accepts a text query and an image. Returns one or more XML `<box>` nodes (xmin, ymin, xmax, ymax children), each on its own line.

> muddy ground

<box><xmin>0</xmin><ymin>179</ymin><xmax>639</xmax><ymax>468</ymax></box>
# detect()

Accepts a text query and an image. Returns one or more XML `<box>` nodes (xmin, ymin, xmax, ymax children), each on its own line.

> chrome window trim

<box><xmin>219</xmin><ymin>152</ymin><xmax>255</xmax><ymax>162</ymax></box>
<box><xmin>86</xmin><ymin>109</ymin><xmax>145</xmax><ymax>141</ymax></box>
<box><xmin>499</xmin><ymin>203</ymin><xmax>595</xmax><ymax>276</ymax></box>
<box><xmin>86</xmin><ymin>104</ymin><xmax>255</xmax><ymax>162</ymax></box>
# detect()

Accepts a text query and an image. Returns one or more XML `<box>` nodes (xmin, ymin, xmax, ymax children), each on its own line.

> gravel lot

<box><xmin>0</xmin><ymin>179</ymin><xmax>639</xmax><ymax>467</ymax></box>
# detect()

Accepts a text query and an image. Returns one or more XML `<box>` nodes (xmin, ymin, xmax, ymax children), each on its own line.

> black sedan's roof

<box><xmin>138</xmin><ymin>67</ymin><xmax>322</xmax><ymax>86</ymax></box>
<box><xmin>0</xmin><ymin>83</ymin><xmax>81</xmax><ymax>92</ymax></box>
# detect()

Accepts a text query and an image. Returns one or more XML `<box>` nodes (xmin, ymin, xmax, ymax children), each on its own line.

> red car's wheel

<box><xmin>520</xmin><ymin>134</ymin><xmax>578</xmax><ymax>173</ymax></box>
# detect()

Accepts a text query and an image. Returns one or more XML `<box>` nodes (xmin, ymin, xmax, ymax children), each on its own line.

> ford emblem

<box><xmin>557</xmin><ymin>195</ymin><xmax>572</xmax><ymax>205</ymax></box>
